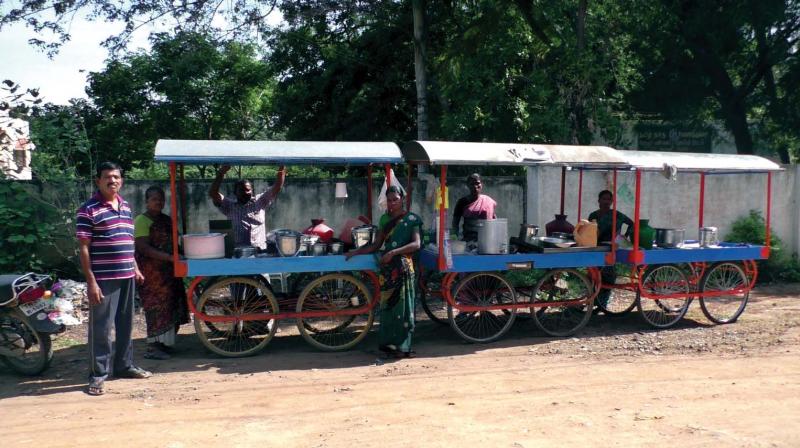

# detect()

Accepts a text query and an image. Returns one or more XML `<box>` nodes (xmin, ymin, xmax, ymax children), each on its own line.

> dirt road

<box><xmin>3</xmin><ymin>284</ymin><xmax>799</xmax><ymax>447</ymax></box>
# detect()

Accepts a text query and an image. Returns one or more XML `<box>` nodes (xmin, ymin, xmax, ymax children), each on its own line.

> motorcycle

<box><xmin>0</xmin><ymin>273</ymin><xmax>79</xmax><ymax>375</ymax></box>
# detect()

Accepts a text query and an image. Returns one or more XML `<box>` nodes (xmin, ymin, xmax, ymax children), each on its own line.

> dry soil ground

<box><xmin>2</xmin><ymin>284</ymin><xmax>800</xmax><ymax>448</ymax></box>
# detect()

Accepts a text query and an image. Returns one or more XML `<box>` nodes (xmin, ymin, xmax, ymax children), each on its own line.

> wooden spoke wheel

<box><xmin>295</xmin><ymin>273</ymin><xmax>374</xmax><ymax>351</ymax></box>
<box><xmin>193</xmin><ymin>277</ymin><xmax>278</xmax><ymax>357</ymax></box>
<box><xmin>699</xmin><ymin>262</ymin><xmax>749</xmax><ymax>324</ymax></box>
<box><xmin>447</xmin><ymin>272</ymin><xmax>517</xmax><ymax>343</ymax></box>
<box><xmin>636</xmin><ymin>264</ymin><xmax>691</xmax><ymax>328</ymax></box>
<box><xmin>531</xmin><ymin>269</ymin><xmax>594</xmax><ymax>337</ymax></box>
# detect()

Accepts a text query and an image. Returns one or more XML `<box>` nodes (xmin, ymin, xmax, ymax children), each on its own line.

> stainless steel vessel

<box><xmin>311</xmin><ymin>242</ymin><xmax>328</xmax><ymax>256</ymax></box>
<box><xmin>518</xmin><ymin>224</ymin><xmax>540</xmax><ymax>243</ymax></box>
<box><xmin>233</xmin><ymin>245</ymin><xmax>257</xmax><ymax>258</ymax></box>
<box><xmin>328</xmin><ymin>241</ymin><xmax>344</xmax><ymax>255</ymax></box>
<box><xmin>351</xmin><ymin>225</ymin><xmax>376</xmax><ymax>249</ymax></box>
<box><xmin>654</xmin><ymin>228</ymin><xmax>685</xmax><ymax>248</ymax></box>
<box><xmin>699</xmin><ymin>226</ymin><xmax>718</xmax><ymax>247</ymax></box>
<box><xmin>275</xmin><ymin>230</ymin><xmax>302</xmax><ymax>257</ymax></box>
<box><xmin>476</xmin><ymin>219</ymin><xmax>508</xmax><ymax>254</ymax></box>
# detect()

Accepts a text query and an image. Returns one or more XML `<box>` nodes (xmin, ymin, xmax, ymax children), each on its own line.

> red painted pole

<box><xmin>577</xmin><ymin>169</ymin><xmax>583</xmax><ymax>220</ymax></box>
<box><xmin>438</xmin><ymin>165</ymin><xmax>448</xmax><ymax>271</ymax></box>
<box><xmin>406</xmin><ymin>163</ymin><xmax>413</xmax><ymax>210</ymax></box>
<box><xmin>632</xmin><ymin>170</ymin><xmax>641</xmax><ymax>254</ymax></box>
<box><xmin>699</xmin><ymin>172</ymin><xmax>706</xmax><ymax>228</ymax></box>
<box><xmin>611</xmin><ymin>169</ymin><xmax>618</xmax><ymax>245</ymax></box>
<box><xmin>366</xmin><ymin>165</ymin><xmax>373</xmax><ymax>223</ymax></box>
<box><xmin>559</xmin><ymin>166</ymin><xmax>566</xmax><ymax>215</ymax></box>
<box><xmin>169</xmin><ymin>162</ymin><xmax>180</xmax><ymax>266</ymax></box>
<box><xmin>766</xmin><ymin>172</ymin><xmax>772</xmax><ymax>247</ymax></box>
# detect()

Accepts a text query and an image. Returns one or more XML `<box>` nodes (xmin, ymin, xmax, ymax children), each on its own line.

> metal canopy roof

<box><xmin>154</xmin><ymin>140</ymin><xmax>404</xmax><ymax>165</ymax></box>
<box><xmin>618</xmin><ymin>150</ymin><xmax>783</xmax><ymax>173</ymax></box>
<box><xmin>401</xmin><ymin>141</ymin><xmax>629</xmax><ymax>167</ymax></box>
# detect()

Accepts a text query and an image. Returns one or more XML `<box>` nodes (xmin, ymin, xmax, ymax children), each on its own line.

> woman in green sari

<box><xmin>346</xmin><ymin>186</ymin><xmax>422</xmax><ymax>358</ymax></box>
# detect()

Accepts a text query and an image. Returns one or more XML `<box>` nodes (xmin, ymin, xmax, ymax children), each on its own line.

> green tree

<box><xmin>85</xmin><ymin>32</ymin><xmax>276</xmax><ymax>175</ymax></box>
<box><xmin>625</xmin><ymin>0</ymin><xmax>800</xmax><ymax>161</ymax></box>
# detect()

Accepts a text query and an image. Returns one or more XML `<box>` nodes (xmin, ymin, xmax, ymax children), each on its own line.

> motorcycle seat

<box><xmin>0</xmin><ymin>274</ymin><xmax>25</xmax><ymax>304</ymax></box>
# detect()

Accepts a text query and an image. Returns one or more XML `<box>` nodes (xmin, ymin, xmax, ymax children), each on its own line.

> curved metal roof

<box><xmin>154</xmin><ymin>140</ymin><xmax>404</xmax><ymax>165</ymax></box>
<box><xmin>401</xmin><ymin>141</ymin><xmax>629</xmax><ymax>167</ymax></box>
<box><xmin>618</xmin><ymin>150</ymin><xmax>783</xmax><ymax>173</ymax></box>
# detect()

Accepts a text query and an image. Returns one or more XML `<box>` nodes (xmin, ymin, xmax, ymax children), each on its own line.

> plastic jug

<box><xmin>574</xmin><ymin>219</ymin><xmax>598</xmax><ymax>247</ymax></box>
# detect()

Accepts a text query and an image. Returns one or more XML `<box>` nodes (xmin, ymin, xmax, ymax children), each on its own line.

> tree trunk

<box><xmin>412</xmin><ymin>0</ymin><xmax>429</xmax><ymax>141</ymax></box>
<box><xmin>569</xmin><ymin>0</ymin><xmax>589</xmax><ymax>145</ymax></box>
<box><xmin>719</xmin><ymin>97</ymin><xmax>755</xmax><ymax>155</ymax></box>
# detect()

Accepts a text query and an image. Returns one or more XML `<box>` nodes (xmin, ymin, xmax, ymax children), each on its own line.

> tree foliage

<box><xmin>2</xmin><ymin>0</ymin><xmax>799</xmax><ymax>163</ymax></box>
<box><xmin>83</xmin><ymin>31</ymin><xmax>275</xmax><ymax>175</ymax></box>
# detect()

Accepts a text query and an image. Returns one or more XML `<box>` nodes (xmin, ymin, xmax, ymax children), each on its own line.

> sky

<box><xmin>2</xmin><ymin>18</ymin><xmax>155</xmax><ymax>105</ymax></box>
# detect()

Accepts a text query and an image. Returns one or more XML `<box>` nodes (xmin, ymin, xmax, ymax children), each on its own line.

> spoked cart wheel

<box><xmin>595</xmin><ymin>266</ymin><xmax>638</xmax><ymax>316</ymax></box>
<box><xmin>193</xmin><ymin>276</ymin><xmax>279</xmax><ymax>357</ymax></box>
<box><xmin>447</xmin><ymin>272</ymin><xmax>517</xmax><ymax>343</ymax></box>
<box><xmin>636</xmin><ymin>264</ymin><xmax>691</xmax><ymax>328</ymax></box>
<box><xmin>698</xmin><ymin>262</ymin><xmax>750</xmax><ymax>324</ymax></box>
<box><xmin>295</xmin><ymin>273</ymin><xmax>375</xmax><ymax>351</ymax></box>
<box><xmin>418</xmin><ymin>270</ymin><xmax>449</xmax><ymax>325</ymax></box>
<box><xmin>530</xmin><ymin>269</ymin><xmax>594</xmax><ymax>337</ymax></box>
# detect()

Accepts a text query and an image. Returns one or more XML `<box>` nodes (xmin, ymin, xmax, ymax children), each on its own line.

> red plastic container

<box><xmin>303</xmin><ymin>218</ymin><xmax>334</xmax><ymax>243</ymax></box>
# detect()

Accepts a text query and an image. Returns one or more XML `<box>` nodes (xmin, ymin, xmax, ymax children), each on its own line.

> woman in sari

<box><xmin>346</xmin><ymin>186</ymin><xmax>422</xmax><ymax>358</ymax></box>
<box><xmin>452</xmin><ymin>173</ymin><xmax>497</xmax><ymax>241</ymax></box>
<box><xmin>134</xmin><ymin>186</ymin><xmax>189</xmax><ymax>360</ymax></box>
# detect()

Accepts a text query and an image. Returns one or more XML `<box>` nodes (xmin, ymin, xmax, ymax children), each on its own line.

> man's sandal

<box><xmin>87</xmin><ymin>378</ymin><xmax>105</xmax><ymax>396</ymax></box>
<box><xmin>116</xmin><ymin>366</ymin><xmax>153</xmax><ymax>379</ymax></box>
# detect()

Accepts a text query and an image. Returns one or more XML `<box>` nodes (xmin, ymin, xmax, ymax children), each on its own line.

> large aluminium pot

<box><xmin>476</xmin><ymin>218</ymin><xmax>509</xmax><ymax>254</ymax></box>
<box><xmin>275</xmin><ymin>230</ymin><xmax>302</xmax><ymax>257</ymax></box>
<box><xmin>654</xmin><ymin>228</ymin><xmax>685</xmax><ymax>248</ymax></box>
<box><xmin>183</xmin><ymin>233</ymin><xmax>225</xmax><ymax>259</ymax></box>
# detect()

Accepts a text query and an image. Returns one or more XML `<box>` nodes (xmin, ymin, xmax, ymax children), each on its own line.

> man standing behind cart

<box><xmin>209</xmin><ymin>165</ymin><xmax>287</xmax><ymax>250</ymax></box>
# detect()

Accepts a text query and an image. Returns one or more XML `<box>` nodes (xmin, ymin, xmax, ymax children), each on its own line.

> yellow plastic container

<box><xmin>574</xmin><ymin>219</ymin><xmax>598</xmax><ymax>247</ymax></box>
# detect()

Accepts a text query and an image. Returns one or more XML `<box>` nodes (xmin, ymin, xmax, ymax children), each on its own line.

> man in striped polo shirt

<box><xmin>77</xmin><ymin>161</ymin><xmax>151</xmax><ymax>396</ymax></box>
<box><xmin>209</xmin><ymin>164</ymin><xmax>286</xmax><ymax>250</ymax></box>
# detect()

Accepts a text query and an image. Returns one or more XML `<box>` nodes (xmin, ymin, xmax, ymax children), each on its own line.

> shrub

<box><xmin>726</xmin><ymin>210</ymin><xmax>800</xmax><ymax>283</ymax></box>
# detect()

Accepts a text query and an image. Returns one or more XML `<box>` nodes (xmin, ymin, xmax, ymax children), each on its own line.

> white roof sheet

<box><xmin>619</xmin><ymin>150</ymin><xmax>782</xmax><ymax>173</ymax></box>
<box><xmin>154</xmin><ymin>140</ymin><xmax>403</xmax><ymax>164</ymax></box>
<box><xmin>401</xmin><ymin>141</ymin><xmax>629</xmax><ymax>167</ymax></box>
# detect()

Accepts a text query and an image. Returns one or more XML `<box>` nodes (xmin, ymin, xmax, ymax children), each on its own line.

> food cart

<box><xmin>601</xmin><ymin>150</ymin><xmax>782</xmax><ymax>328</ymax></box>
<box><xmin>155</xmin><ymin>140</ymin><xmax>406</xmax><ymax>357</ymax></box>
<box><xmin>403</xmin><ymin>141</ymin><xmax>631</xmax><ymax>342</ymax></box>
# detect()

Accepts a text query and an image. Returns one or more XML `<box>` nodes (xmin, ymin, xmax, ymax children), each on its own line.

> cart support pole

<box><xmin>606</xmin><ymin>169</ymin><xmax>618</xmax><ymax>265</ymax></box>
<box><xmin>179</xmin><ymin>164</ymin><xmax>187</xmax><ymax>235</ymax></box>
<box><xmin>630</xmin><ymin>169</ymin><xmax>643</xmax><ymax>265</ymax></box>
<box><xmin>366</xmin><ymin>165</ymin><xmax>373</xmax><ymax>223</ymax></box>
<box><xmin>764</xmin><ymin>172</ymin><xmax>772</xmax><ymax>258</ymax></box>
<box><xmin>559</xmin><ymin>166</ymin><xmax>566</xmax><ymax>215</ymax></box>
<box><xmin>406</xmin><ymin>163</ymin><xmax>413</xmax><ymax>210</ymax></box>
<box><xmin>698</xmin><ymin>172</ymin><xmax>705</xmax><ymax>228</ymax></box>
<box><xmin>577</xmin><ymin>169</ymin><xmax>583</xmax><ymax>220</ymax></box>
<box><xmin>438</xmin><ymin>165</ymin><xmax>447</xmax><ymax>271</ymax></box>
<box><xmin>169</xmin><ymin>163</ymin><xmax>187</xmax><ymax>277</ymax></box>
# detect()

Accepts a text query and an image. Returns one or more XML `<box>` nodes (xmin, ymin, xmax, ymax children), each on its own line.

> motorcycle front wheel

<box><xmin>0</xmin><ymin>309</ymin><xmax>53</xmax><ymax>376</ymax></box>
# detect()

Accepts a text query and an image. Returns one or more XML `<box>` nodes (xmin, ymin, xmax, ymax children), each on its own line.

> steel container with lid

<box><xmin>351</xmin><ymin>225</ymin><xmax>377</xmax><ymax>249</ymax></box>
<box><xmin>699</xmin><ymin>227</ymin><xmax>718</xmax><ymax>247</ymax></box>
<box><xmin>518</xmin><ymin>224</ymin><xmax>540</xmax><ymax>243</ymax></box>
